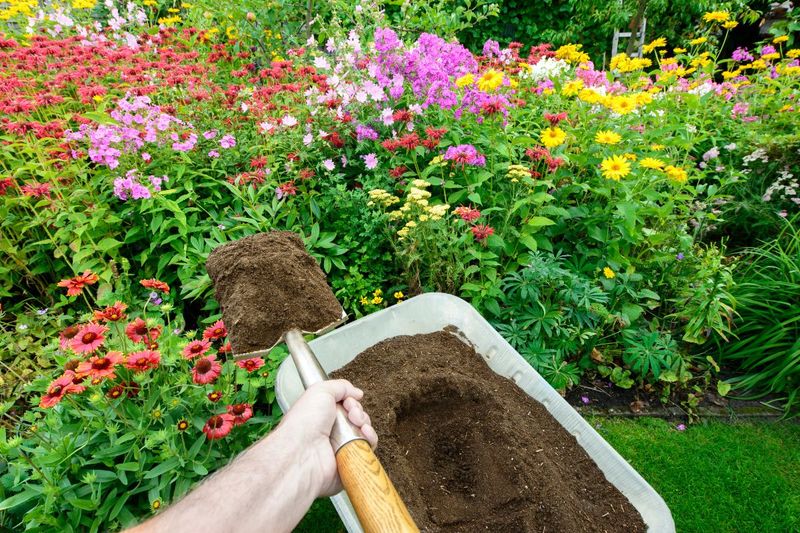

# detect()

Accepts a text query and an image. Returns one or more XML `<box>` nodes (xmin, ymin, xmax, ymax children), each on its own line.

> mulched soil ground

<box><xmin>206</xmin><ymin>231</ymin><xmax>342</xmax><ymax>354</ymax></box>
<box><xmin>332</xmin><ymin>331</ymin><xmax>646</xmax><ymax>533</ymax></box>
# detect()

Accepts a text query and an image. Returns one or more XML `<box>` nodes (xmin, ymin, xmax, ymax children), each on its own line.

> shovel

<box><xmin>207</xmin><ymin>232</ymin><xmax>418</xmax><ymax>533</ymax></box>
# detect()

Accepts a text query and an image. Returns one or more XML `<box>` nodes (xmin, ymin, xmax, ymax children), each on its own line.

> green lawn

<box><xmin>296</xmin><ymin>418</ymin><xmax>800</xmax><ymax>532</ymax></box>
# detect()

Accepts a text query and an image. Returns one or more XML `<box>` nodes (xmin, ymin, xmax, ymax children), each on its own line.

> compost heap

<box><xmin>332</xmin><ymin>331</ymin><xmax>647</xmax><ymax>533</ymax></box>
<box><xmin>205</xmin><ymin>231</ymin><xmax>342</xmax><ymax>353</ymax></box>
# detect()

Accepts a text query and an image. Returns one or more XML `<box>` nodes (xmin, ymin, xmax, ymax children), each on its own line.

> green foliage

<box><xmin>719</xmin><ymin>218</ymin><xmax>800</xmax><ymax>415</ymax></box>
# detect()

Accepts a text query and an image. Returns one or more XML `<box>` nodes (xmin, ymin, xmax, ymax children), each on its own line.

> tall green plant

<box><xmin>719</xmin><ymin>218</ymin><xmax>800</xmax><ymax>415</ymax></box>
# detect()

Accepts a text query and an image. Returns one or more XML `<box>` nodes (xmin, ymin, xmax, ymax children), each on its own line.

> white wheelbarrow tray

<box><xmin>275</xmin><ymin>292</ymin><xmax>675</xmax><ymax>532</ymax></box>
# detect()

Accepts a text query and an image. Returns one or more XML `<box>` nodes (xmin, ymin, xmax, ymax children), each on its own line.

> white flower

<box><xmin>323</xmin><ymin>159</ymin><xmax>335</xmax><ymax>171</ymax></box>
<box><xmin>303</xmin><ymin>134</ymin><xmax>313</xmax><ymax>146</ymax></box>
<box><xmin>313</xmin><ymin>56</ymin><xmax>331</xmax><ymax>70</ymax></box>
<box><xmin>282</xmin><ymin>115</ymin><xmax>298</xmax><ymax>127</ymax></box>
<box><xmin>259</xmin><ymin>121</ymin><xmax>274</xmax><ymax>133</ymax></box>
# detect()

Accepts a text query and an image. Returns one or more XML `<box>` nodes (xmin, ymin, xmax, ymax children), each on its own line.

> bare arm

<box><xmin>129</xmin><ymin>379</ymin><xmax>378</xmax><ymax>533</ymax></box>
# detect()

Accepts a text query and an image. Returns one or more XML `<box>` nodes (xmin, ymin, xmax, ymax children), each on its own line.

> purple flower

<box><xmin>676</xmin><ymin>252</ymin><xmax>685</xmax><ymax>260</ymax></box>
<box><xmin>580</xmin><ymin>396</ymin><xmax>591</xmax><ymax>405</ymax></box>
<box><xmin>702</xmin><ymin>147</ymin><xmax>719</xmax><ymax>161</ymax></box>
<box><xmin>208</xmin><ymin>150</ymin><xmax>220</xmax><ymax>158</ymax></box>
<box><xmin>760</xmin><ymin>45</ymin><xmax>777</xmax><ymax>57</ymax></box>
<box><xmin>356</xmin><ymin>124</ymin><xmax>379</xmax><ymax>142</ymax></box>
<box><xmin>732</xmin><ymin>47</ymin><xmax>753</xmax><ymax>62</ymax></box>
<box><xmin>219</xmin><ymin>134</ymin><xmax>236</xmax><ymax>149</ymax></box>
<box><xmin>36</xmin><ymin>308</ymin><xmax>48</xmax><ymax>315</ymax></box>
<box><xmin>443</xmin><ymin>144</ymin><xmax>486</xmax><ymax>167</ymax></box>
<box><xmin>202</xmin><ymin>129</ymin><xmax>218</xmax><ymax>140</ymax></box>
<box><xmin>482</xmin><ymin>39</ymin><xmax>501</xmax><ymax>59</ymax></box>
<box><xmin>362</xmin><ymin>153</ymin><xmax>378</xmax><ymax>170</ymax></box>
<box><xmin>676</xmin><ymin>423</ymin><xmax>686</xmax><ymax>431</ymax></box>
<box><xmin>374</xmin><ymin>28</ymin><xmax>401</xmax><ymax>53</ymax></box>
<box><xmin>323</xmin><ymin>159</ymin><xmax>335</xmax><ymax>171</ymax></box>
<box><xmin>141</xmin><ymin>152</ymin><xmax>151</xmax><ymax>162</ymax></box>
<box><xmin>149</xmin><ymin>291</ymin><xmax>163</xmax><ymax>305</ymax></box>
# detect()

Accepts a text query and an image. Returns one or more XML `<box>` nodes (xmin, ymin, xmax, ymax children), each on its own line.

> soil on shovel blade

<box><xmin>332</xmin><ymin>331</ymin><xmax>646</xmax><ymax>533</ymax></box>
<box><xmin>205</xmin><ymin>231</ymin><xmax>343</xmax><ymax>353</ymax></box>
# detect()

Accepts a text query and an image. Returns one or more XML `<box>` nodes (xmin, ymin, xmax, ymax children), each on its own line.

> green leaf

<box><xmin>467</xmin><ymin>192</ymin><xmax>482</xmax><ymax>205</ymax></box>
<box><xmin>97</xmin><ymin>237</ymin><xmax>122</xmax><ymax>253</ymax></box>
<box><xmin>192</xmin><ymin>463</ymin><xmax>208</xmax><ymax>476</ymax></box>
<box><xmin>526</xmin><ymin>216</ymin><xmax>556</xmax><ymax>228</ymax></box>
<box><xmin>143</xmin><ymin>457</ymin><xmax>180</xmax><ymax>479</ymax></box>
<box><xmin>519</xmin><ymin>234</ymin><xmax>538</xmax><ymax>252</ymax></box>
<box><xmin>0</xmin><ymin>487</ymin><xmax>40</xmax><ymax>510</ymax></box>
<box><xmin>717</xmin><ymin>381</ymin><xmax>731</xmax><ymax>397</ymax></box>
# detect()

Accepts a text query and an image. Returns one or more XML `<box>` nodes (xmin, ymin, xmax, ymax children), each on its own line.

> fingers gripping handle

<box><xmin>336</xmin><ymin>439</ymin><xmax>419</xmax><ymax>533</ymax></box>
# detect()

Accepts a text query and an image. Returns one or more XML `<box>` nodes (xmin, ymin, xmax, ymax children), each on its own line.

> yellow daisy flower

<box><xmin>600</xmin><ymin>155</ymin><xmax>631</xmax><ymax>181</ymax></box>
<box><xmin>642</xmin><ymin>37</ymin><xmax>667</xmax><ymax>55</ymax></box>
<box><xmin>703</xmin><ymin>11</ymin><xmax>730</xmax><ymax>23</ymax></box>
<box><xmin>540</xmin><ymin>126</ymin><xmax>567</xmax><ymax>148</ymax></box>
<box><xmin>639</xmin><ymin>157</ymin><xmax>665</xmax><ymax>170</ymax></box>
<box><xmin>689</xmin><ymin>37</ymin><xmax>708</xmax><ymax>46</ymax></box>
<box><xmin>477</xmin><ymin>69</ymin><xmax>504</xmax><ymax>92</ymax></box>
<box><xmin>664</xmin><ymin>165</ymin><xmax>688</xmax><ymax>183</ymax></box>
<box><xmin>595</xmin><ymin>130</ymin><xmax>622</xmax><ymax>145</ymax></box>
<box><xmin>603</xmin><ymin>267</ymin><xmax>616</xmax><ymax>279</ymax></box>
<box><xmin>456</xmin><ymin>73</ymin><xmax>475</xmax><ymax>88</ymax></box>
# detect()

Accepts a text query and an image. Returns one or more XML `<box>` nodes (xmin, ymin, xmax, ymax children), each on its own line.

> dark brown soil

<box><xmin>331</xmin><ymin>331</ymin><xmax>647</xmax><ymax>533</ymax></box>
<box><xmin>205</xmin><ymin>231</ymin><xmax>343</xmax><ymax>354</ymax></box>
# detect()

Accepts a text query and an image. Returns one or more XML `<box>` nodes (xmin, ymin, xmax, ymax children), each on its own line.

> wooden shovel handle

<box><xmin>335</xmin><ymin>439</ymin><xmax>419</xmax><ymax>533</ymax></box>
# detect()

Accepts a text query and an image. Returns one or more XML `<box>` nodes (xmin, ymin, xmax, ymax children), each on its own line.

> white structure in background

<box><xmin>612</xmin><ymin>17</ymin><xmax>647</xmax><ymax>58</ymax></box>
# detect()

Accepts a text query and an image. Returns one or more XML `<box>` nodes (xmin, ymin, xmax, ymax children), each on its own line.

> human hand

<box><xmin>276</xmin><ymin>379</ymin><xmax>378</xmax><ymax>497</ymax></box>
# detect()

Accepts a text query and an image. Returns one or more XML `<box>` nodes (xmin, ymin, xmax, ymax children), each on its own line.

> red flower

<box><xmin>125</xmin><ymin>318</ymin><xmax>161</xmax><ymax>343</ymax></box>
<box><xmin>381</xmin><ymin>139</ymin><xmax>400</xmax><ymax>152</ymax></box>
<box><xmin>125</xmin><ymin>350</ymin><xmax>161</xmax><ymax>372</ymax></box>
<box><xmin>192</xmin><ymin>354</ymin><xmax>222</xmax><ymax>385</ymax></box>
<box><xmin>93</xmin><ymin>301</ymin><xmax>127</xmax><ymax>322</ymax></box>
<box><xmin>140</xmin><ymin>278</ymin><xmax>169</xmax><ymax>294</ymax></box>
<box><xmin>76</xmin><ymin>351</ymin><xmax>123</xmax><ymax>380</ymax></box>
<box><xmin>236</xmin><ymin>357</ymin><xmax>264</xmax><ymax>373</ymax></box>
<box><xmin>207</xmin><ymin>390</ymin><xmax>223</xmax><ymax>402</ymax></box>
<box><xmin>425</xmin><ymin>127</ymin><xmax>447</xmax><ymax>140</ymax></box>
<box><xmin>202</xmin><ymin>320</ymin><xmax>227</xmax><ymax>341</ymax></box>
<box><xmin>398</xmin><ymin>133</ymin><xmax>420</xmax><ymax>150</ymax></box>
<box><xmin>107</xmin><ymin>384</ymin><xmax>125</xmax><ymax>399</ymax></box>
<box><xmin>182</xmin><ymin>339</ymin><xmax>211</xmax><ymax>359</ymax></box>
<box><xmin>454</xmin><ymin>206</ymin><xmax>481</xmax><ymax>223</ymax></box>
<box><xmin>69</xmin><ymin>323</ymin><xmax>108</xmax><ymax>354</ymax></box>
<box><xmin>389</xmin><ymin>166</ymin><xmax>408</xmax><ymax>178</ymax></box>
<box><xmin>59</xmin><ymin>325</ymin><xmax>81</xmax><ymax>351</ymax></box>
<box><xmin>525</xmin><ymin>146</ymin><xmax>551</xmax><ymax>161</ymax></box>
<box><xmin>326</xmin><ymin>131</ymin><xmax>344</xmax><ymax>148</ymax></box>
<box><xmin>250</xmin><ymin>155</ymin><xmax>269</xmax><ymax>169</ymax></box>
<box><xmin>471</xmin><ymin>224</ymin><xmax>495</xmax><ymax>241</ymax></box>
<box><xmin>40</xmin><ymin>371</ymin><xmax>85</xmax><ymax>408</ymax></box>
<box><xmin>218</xmin><ymin>341</ymin><xmax>232</xmax><ymax>354</ymax></box>
<box><xmin>0</xmin><ymin>177</ymin><xmax>14</xmax><ymax>195</ymax></box>
<box><xmin>57</xmin><ymin>270</ymin><xmax>99</xmax><ymax>297</ymax></box>
<box><xmin>544</xmin><ymin>111</ymin><xmax>568</xmax><ymax>126</ymax></box>
<box><xmin>202</xmin><ymin>414</ymin><xmax>234</xmax><ymax>440</ymax></box>
<box><xmin>20</xmin><ymin>182</ymin><xmax>51</xmax><ymax>198</ymax></box>
<box><xmin>298</xmin><ymin>168</ymin><xmax>315</xmax><ymax>180</ymax></box>
<box><xmin>227</xmin><ymin>403</ymin><xmax>253</xmax><ymax>425</ymax></box>
<box><xmin>392</xmin><ymin>109</ymin><xmax>413</xmax><ymax>122</ymax></box>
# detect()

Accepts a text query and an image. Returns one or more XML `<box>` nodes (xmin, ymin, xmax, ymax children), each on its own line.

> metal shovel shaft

<box><xmin>284</xmin><ymin>328</ymin><xmax>365</xmax><ymax>452</ymax></box>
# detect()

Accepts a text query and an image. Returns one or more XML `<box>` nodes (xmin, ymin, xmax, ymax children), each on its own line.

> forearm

<box><xmin>132</xmin><ymin>424</ymin><xmax>319</xmax><ymax>533</ymax></box>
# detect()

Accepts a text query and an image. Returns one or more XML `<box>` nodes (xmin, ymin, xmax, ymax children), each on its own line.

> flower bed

<box><xmin>1</xmin><ymin>2</ymin><xmax>799</xmax><ymax>529</ymax></box>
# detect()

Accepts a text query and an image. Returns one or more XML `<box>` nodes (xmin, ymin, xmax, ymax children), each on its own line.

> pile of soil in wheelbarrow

<box><xmin>206</xmin><ymin>231</ymin><xmax>342</xmax><ymax>353</ymax></box>
<box><xmin>332</xmin><ymin>331</ymin><xmax>646</xmax><ymax>533</ymax></box>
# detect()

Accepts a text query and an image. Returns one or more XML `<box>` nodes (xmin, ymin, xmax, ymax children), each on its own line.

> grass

<box><xmin>296</xmin><ymin>417</ymin><xmax>800</xmax><ymax>533</ymax></box>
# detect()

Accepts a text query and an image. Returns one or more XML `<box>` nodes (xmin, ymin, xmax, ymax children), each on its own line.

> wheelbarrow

<box><xmin>276</xmin><ymin>292</ymin><xmax>676</xmax><ymax>533</ymax></box>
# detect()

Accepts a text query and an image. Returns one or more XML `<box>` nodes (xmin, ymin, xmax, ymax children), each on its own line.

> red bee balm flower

<box><xmin>125</xmin><ymin>350</ymin><xmax>161</xmax><ymax>372</ymax></box>
<box><xmin>93</xmin><ymin>301</ymin><xmax>127</xmax><ymax>322</ymax></box>
<box><xmin>57</xmin><ymin>270</ymin><xmax>99</xmax><ymax>296</ymax></box>
<box><xmin>76</xmin><ymin>351</ymin><xmax>123</xmax><ymax>380</ymax></box>
<box><xmin>182</xmin><ymin>339</ymin><xmax>211</xmax><ymax>359</ymax></box>
<box><xmin>40</xmin><ymin>371</ymin><xmax>86</xmax><ymax>408</ymax></box>
<box><xmin>454</xmin><ymin>206</ymin><xmax>481</xmax><ymax>223</ymax></box>
<box><xmin>227</xmin><ymin>403</ymin><xmax>253</xmax><ymax>425</ymax></box>
<box><xmin>202</xmin><ymin>414</ymin><xmax>234</xmax><ymax>440</ymax></box>
<box><xmin>236</xmin><ymin>357</ymin><xmax>264</xmax><ymax>373</ymax></box>
<box><xmin>192</xmin><ymin>354</ymin><xmax>222</xmax><ymax>385</ymax></box>
<box><xmin>70</xmin><ymin>323</ymin><xmax>108</xmax><ymax>354</ymax></box>
<box><xmin>471</xmin><ymin>224</ymin><xmax>495</xmax><ymax>241</ymax></box>
<box><xmin>140</xmin><ymin>278</ymin><xmax>170</xmax><ymax>293</ymax></box>
<box><xmin>125</xmin><ymin>318</ymin><xmax>162</xmax><ymax>343</ymax></box>
<box><xmin>202</xmin><ymin>320</ymin><xmax>227</xmax><ymax>341</ymax></box>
